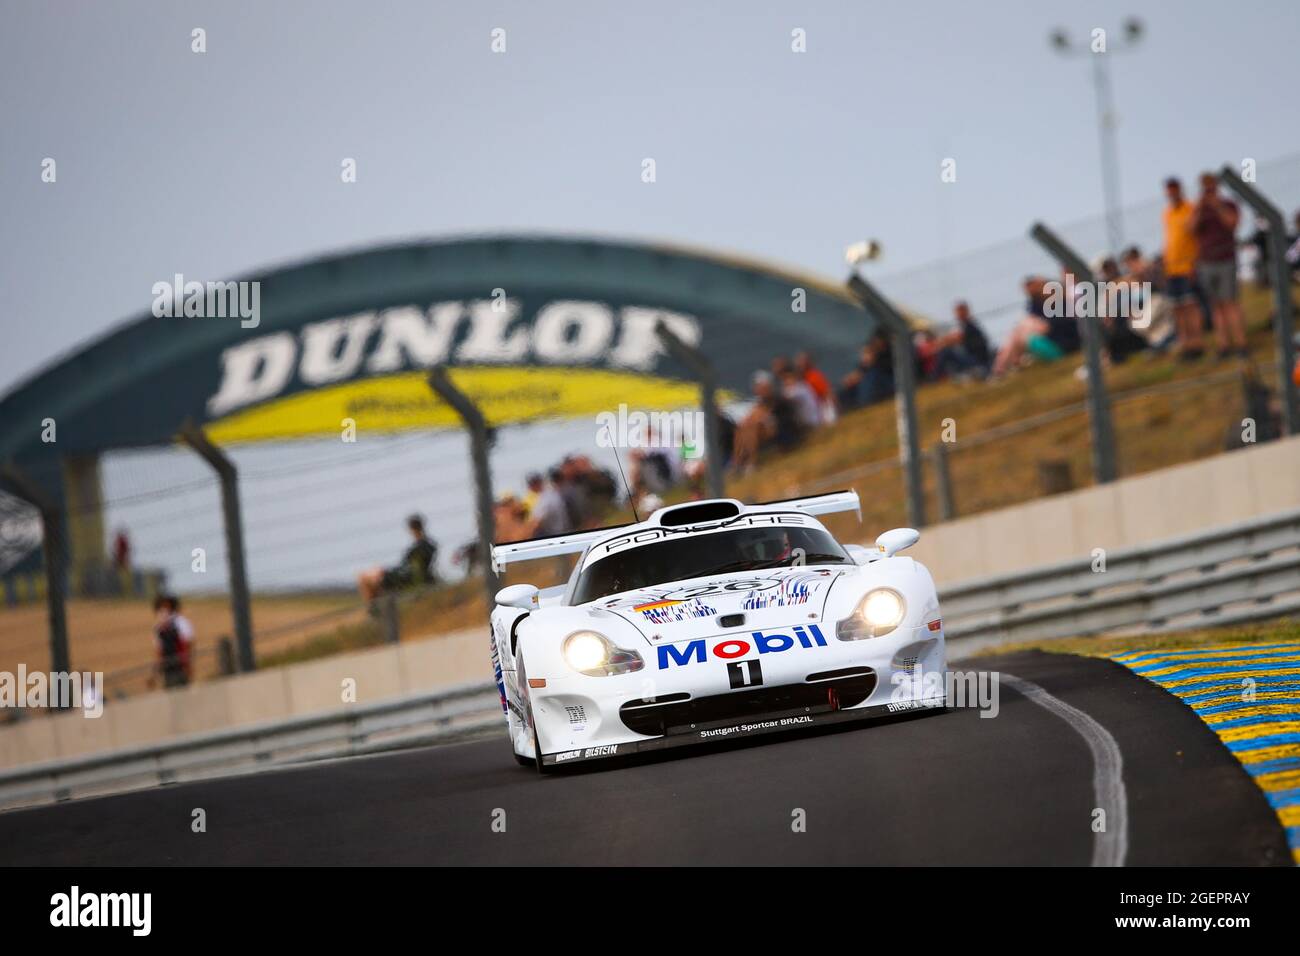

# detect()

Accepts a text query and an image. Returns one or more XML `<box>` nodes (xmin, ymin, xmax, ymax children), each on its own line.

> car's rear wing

<box><xmin>491</xmin><ymin>526</ymin><xmax>627</xmax><ymax>573</ymax></box>
<box><xmin>758</xmin><ymin>489</ymin><xmax>861</xmax><ymax>521</ymax></box>
<box><xmin>490</xmin><ymin>490</ymin><xmax>861</xmax><ymax>573</ymax></box>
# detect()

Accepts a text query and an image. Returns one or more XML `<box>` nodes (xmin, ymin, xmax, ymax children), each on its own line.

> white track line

<box><xmin>1001</xmin><ymin>673</ymin><xmax>1129</xmax><ymax>867</ymax></box>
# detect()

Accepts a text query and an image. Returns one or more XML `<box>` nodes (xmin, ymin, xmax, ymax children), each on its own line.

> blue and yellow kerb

<box><xmin>1109</xmin><ymin>641</ymin><xmax>1300</xmax><ymax>864</ymax></box>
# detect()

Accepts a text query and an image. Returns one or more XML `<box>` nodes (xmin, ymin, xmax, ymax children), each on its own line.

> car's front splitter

<box><xmin>540</xmin><ymin>694</ymin><xmax>946</xmax><ymax>767</ymax></box>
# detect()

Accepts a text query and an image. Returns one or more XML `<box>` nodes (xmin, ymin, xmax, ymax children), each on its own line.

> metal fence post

<box><xmin>1029</xmin><ymin>222</ymin><xmax>1118</xmax><ymax>484</ymax></box>
<box><xmin>931</xmin><ymin>442</ymin><xmax>955</xmax><ymax>521</ymax></box>
<box><xmin>178</xmin><ymin>423</ymin><xmax>255</xmax><ymax>672</ymax></box>
<box><xmin>1218</xmin><ymin>165</ymin><xmax>1300</xmax><ymax>435</ymax></box>
<box><xmin>654</xmin><ymin>319</ymin><xmax>725</xmax><ymax>499</ymax></box>
<box><xmin>216</xmin><ymin>636</ymin><xmax>237</xmax><ymax>677</ymax></box>
<box><xmin>379</xmin><ymin>593</ymin><xmax>400</xmax><ymax>644</ymax></box>
<box><xmin>845</xmin><ymin>273</ymin><xmax>927</xmax><ymax>528</ymax></box>
<box><xmin>427</xmin><ymin>368</ymin><xmax>500</xmax><ymax>609</ymax></box>
<box><xmin>0</xmin><ymin>462</ymin><xmax>70</xmax><ymax>679</ymax></box>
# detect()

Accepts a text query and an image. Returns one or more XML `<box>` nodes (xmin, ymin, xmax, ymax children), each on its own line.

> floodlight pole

<box><xmin>845</xmin><ymin>273</ymin><xmax>927</xmax><ymax>528</ymax></box>
<box><xmin>0</xmin><ymin>462</ymin><xmax>70</xmax><ymax>680</ymax></box>
<box><xmin>1218</xmin><ymin>165</ymin><xmax>1300</xmax><ymax>435</ymax></box>
<box><xmin>179</xmin><ymin>423</ymin><xmax>255</xmax><ymax>672</ymax></box>
<box><xmin>427</xmin><ymin>368</ymin><xmax>499</xmax><ymax>609</ymax></box>
<box><xmin>1029</xmin><ymin>222</ymin><xmax>1118</xmax><ymax>484</ymax></box>
<box><xmin>654</xmin><ymin>320</ymin><xmax>726</xmax><ymax>499</ymax></box>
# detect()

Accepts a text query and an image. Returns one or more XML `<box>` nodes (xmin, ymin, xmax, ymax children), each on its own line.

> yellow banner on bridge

<box><xmin>205</xmin><ymin>366</ymin><xmax>704</xmax><ymax>444</ymax></box>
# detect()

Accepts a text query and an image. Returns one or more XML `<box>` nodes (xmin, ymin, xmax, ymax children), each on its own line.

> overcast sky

<box><xmin>4</xmin><ymin>0</ymin><xmax>1299</xmax><ymax>393</ymax></box>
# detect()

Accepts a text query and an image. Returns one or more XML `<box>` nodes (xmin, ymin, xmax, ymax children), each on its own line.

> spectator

<box><xmin>933</xmin><ymin>300</ymin><xmax>992</xmax><ymax>378</ymax></box>
<box><xmin>795</xmin><ymin>351</ymin><xmax>837</xmax><ymax>423</ymax></box>
<box><xmin>1096</xmin><ymin>257</ymin><xmax>1148</xmax><ymax>364</ymax></box>
<box><xmin>1043</xmin><ymin>269</ymin><xmax>1084</xmax><ymax>357</ymax></box>
<box><xmin>452</xmin><ymin>540</ymin><xmax>480</xmax><ymax>576</ymax></box>
<box><xmin>357</xmin><ymin>514</ymin><xmax>438</xmax><ymax>602</ymax></box>
<box><xmin>528</xmin><ymin>469</ymin><xmax>571</xmax><ymax>536</ymax></box>
<box><xmin>557</xmin><ymin>455</ymin><xmax>590</xmax><ymax>525</ymax></box>
<box><xmin>682</xmin><ymin>407</ymin><xmax>736</xmax><ymax>490</ymax></box>
<box><xmin>1121</xmin><ymin>246</ymin><xmax>1175</xmax><ymax>350</ymax></box>
<box><xmin>1162</xmin><ymin>176</ymin><xmax>1204</xmax><ymax>358</ymax></box>
<box><xmin>563</xmin><ymin>453</ymin><xmax>618</xmax><ymax>524</ymax></box>
<box><xmin>636</xmin><ymin>492</ymin><xmax>665</xmax><ymax>516</ymax></box>
<box><xmin>151</xmin><ymin>594</ymin><xmax>193</xmax><ymax>689</ymax></box>
<box><xmin>837</xmin><ymin>332</ymin><xmax>895</xmax><ymax>408</ymax></box>
<box><xmin>732</xmin><ymin>370</ymin><xmax>802</xmax><ymax>471</ymax></box>
<box><xmin>1192</xmin><ymin>172</ymin><xmax>1247</xmax><ymax>358</ymax></box>
<box><xmin>779</xmin><ymin>363</ymin><xmax>822</xmax><ymax>429</ymax></box>
<box><xmin>992</xmin><ymin>277</ymin><xmax>1056</xmax><ymax>375</ymax></box>
<box><xmin>629</xmin><ymin>443</ymin><xmax>681</xmax><ymax>499</ymax></box>
<box><xmin>111</xmin><ymin>527</ymin><xmax>132</xmax><ymax>595</ymax></box>
<box><xmin>521</xmin><ymin>472</ymin><xmax>543</xmax><ymax>518</ymax></box>
<box><xmin>493</xmin><ymin>494</ymin><xmax>531</xmax><ymax>544</ymax></box>
<box><xmin>914</xmin><ymin>330</ymin><xmax>941</xmax><ymax>381</ymax></box>
<box><xmin>111</xmin><ymin>528</ymin><xmax>131</xmax><ymax>572</ymax></box>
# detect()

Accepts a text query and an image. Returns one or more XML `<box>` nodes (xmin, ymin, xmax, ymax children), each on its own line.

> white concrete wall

<box><xmin>3</xmin><ymin>436</ymin><xmax>1299</xmax><ymax>770</ymax></box>
<box><xmin>0</xmin><ymin>626</ymin><xmax>488</xmax><ymax>770</ymax></box>
<box><xmin>910</xmin><ymin>436</ymin><xmax>1300</xmax><ymax>585</ymax></box>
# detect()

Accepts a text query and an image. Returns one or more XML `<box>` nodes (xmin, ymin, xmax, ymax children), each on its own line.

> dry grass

<box><xmin>968</xmin><ymin>617</ymin><xmax>1300</xmax><ymax>659</ymax></box>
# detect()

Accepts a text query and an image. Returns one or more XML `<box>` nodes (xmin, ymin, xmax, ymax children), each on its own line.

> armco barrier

<box><xmin>0</xmin><ymin>681</ymin><xmax>501</xmax><ymax>811</ymax></box>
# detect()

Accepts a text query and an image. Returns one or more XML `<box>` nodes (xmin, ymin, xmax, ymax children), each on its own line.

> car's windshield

<box><xmin>572</xmin><ymin>525</ymin><xmax>850</xmax><ymax>604</ymax></box>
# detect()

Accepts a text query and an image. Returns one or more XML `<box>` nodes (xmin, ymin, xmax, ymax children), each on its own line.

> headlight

<box><xmin>562</xmin><ymin>630</ymin><xmax>645</xmax><ymax>676</ymax></box>
<box><xmin>837</xmin><ymin>588</ymin><xmax>906</xmax><ymax>641</ymax></box>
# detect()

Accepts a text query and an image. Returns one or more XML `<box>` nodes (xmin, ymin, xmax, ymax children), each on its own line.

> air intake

<box><xmin>657</xmin><ymin>500</ymin><xmax>742</xmax><ymax>527</ymax></box>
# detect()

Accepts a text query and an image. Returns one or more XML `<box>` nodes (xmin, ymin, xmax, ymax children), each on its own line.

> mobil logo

<box><xmin>656</xmin><ymin>625</ymin><xmax>827</xmax><ymax>669</ymax></box>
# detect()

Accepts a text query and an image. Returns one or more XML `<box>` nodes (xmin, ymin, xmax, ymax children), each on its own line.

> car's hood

<box><xmin>591</xmin><ymin>565</ymin><xmax>851</xmax><ymax>644</ymax></box>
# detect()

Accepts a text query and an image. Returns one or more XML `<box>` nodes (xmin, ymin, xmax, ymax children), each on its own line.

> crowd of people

<box><xmin>708</xmin><ymin>172</ymin><xmax>1300</xmax><ymax>474</ymax></box>
<box><xmin>487</xmin><ymin>455</ymin><xmax>621</xmax><ymax>548</ymax></box>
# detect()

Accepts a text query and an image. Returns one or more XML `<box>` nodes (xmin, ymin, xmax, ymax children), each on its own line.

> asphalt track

<box><xmin>0</xmin><ymin>651</ymin><xmax>1289</xmax><ymax>866</ymax></box>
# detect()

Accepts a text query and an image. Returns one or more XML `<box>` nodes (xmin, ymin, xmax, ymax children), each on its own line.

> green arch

<box><xmin>0</xmin><ymin>234</ymin><xmax>878</xmax><ymax>470</ymax></box>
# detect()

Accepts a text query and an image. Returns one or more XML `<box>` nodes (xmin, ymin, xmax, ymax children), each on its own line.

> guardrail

<box><xmin>942</xmin><ymin>507</ymin><xmax>1300</xmax><ymax>647</ymax></box>
<box><xmin>0</xmin><ymin>680</ymin><xmax>502</xmax><ymax>812</ymax></box>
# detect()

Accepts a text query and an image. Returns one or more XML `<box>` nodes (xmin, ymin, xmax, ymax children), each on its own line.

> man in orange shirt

<box><xmin>1162</xmin><ymin>177</ymin><xmax>1203</xmax><ymax>358</ymax></box>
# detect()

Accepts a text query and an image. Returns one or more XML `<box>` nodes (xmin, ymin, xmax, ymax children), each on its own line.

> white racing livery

<box><xmin>488</xmin><ymin>491</ymin><xmax>947</xmax><ymax>771</ymax></box>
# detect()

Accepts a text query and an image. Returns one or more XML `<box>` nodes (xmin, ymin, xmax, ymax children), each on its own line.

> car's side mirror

<box><xmin>495</xmin><ymin>583</ymin><xmax>539</xmax><ymax>610</ymax></box>
<box><xmin>875</xmin><ymin>528</ymin><xmax>919</xmax><ymax>558</ymax></box>
<box><xmin>844</xmin><ymin>544</ymin><xmax>874</xmax><ymax>566</ymax></box>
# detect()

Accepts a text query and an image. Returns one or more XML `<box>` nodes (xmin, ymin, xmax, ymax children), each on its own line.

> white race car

<box><xmin>488</xmin><ymin>491</ymin><xmax>947</xmax><ymax>771</ymax></box>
